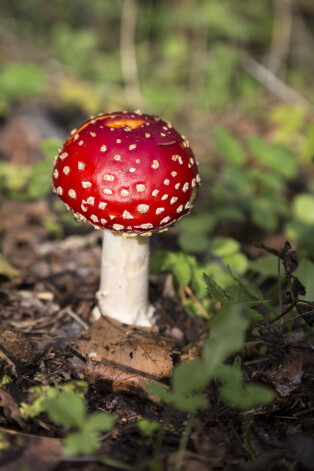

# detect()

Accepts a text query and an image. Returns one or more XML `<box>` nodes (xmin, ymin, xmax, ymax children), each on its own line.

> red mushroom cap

<box><xmin>52</xmin><ymin>111</ymin><xmax>200</xmax><ymax>234</ymax></box>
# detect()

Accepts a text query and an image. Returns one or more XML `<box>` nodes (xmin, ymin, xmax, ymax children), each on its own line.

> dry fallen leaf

<box><xmin>0</xmin><ymin>430</ymin><xmax>63</xmax><ymax>471</ymax></box>
<box><xmin>78</xmin><ymin>317</ymin><xmax>177</xmax><ymax>395</ymax></box>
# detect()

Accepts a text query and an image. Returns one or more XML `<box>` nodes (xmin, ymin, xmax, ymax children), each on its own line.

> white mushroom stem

<box><xmin>97</xmin><ymin>230</ymin><xmax>155</xmax><ymax>326</ymax></box>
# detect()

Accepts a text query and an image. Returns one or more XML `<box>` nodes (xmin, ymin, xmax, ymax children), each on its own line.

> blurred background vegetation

<box><xmin>0</xmin><ymin>0</ymin><xmax>314</xmax><ymax>316</ymax></box>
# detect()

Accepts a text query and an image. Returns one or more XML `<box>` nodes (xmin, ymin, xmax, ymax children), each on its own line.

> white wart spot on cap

<box><xmin>182</xmin><ymin>182</ymin><xmax>189</xmax><ymax>192</ymax></box>
<box><xmin>124</xmin><ymin>127</ymin><xmax>131</xmax><ymax>132</ymax></box>
<box><xmin>86</xmin><ymin>197</ymin><xmax>95</xmax><ymax>205</ymax></box>
<box><xmin>171</xmin><ymin>171</ymin><xmax>177</xmax><ymax>177</ymax></box>
<box><xmin>137</xmin><ymin>204</ymin><xmax>149</xmax><ymax>214</ymax></box>
<box><xmin>91</xmin><ymin>214</ymin><xmax>99</xmax><ymax>222</ymax></box>
<box><xmin>136</xmin><ymin>184</ymin><xmax>145</xmax><ymax>192</ymax></box>
<box><xmin>160</xmin><ymin>216</ymin><xmax>171</xmax><ymax>224</ymax></box>
<box><xmin>140</xmin><ymin>223</ymin><xmax>153</xmax><ymax>230</ymax></box>
<box><xmin>101</xmin><ymin>145</ymin><xmax>107</xmax><ymax>152</ymax></box>
<box><xmin>114</xmin><ymin>155</ymin><xmax>122</xmax><ymax>161</ymax></box>
<box><xmin>53</xmin><ymin>169</ymin><xmax>59</xmax><ymax>178</ymax></box>
<box><xmin>99</xmin><ymin>202</ymin><xmax>107</xmax><ymax>209</ymax></box>
<box><xmin>192</xmin><ymin>178</ymin><xmax>196</xmax><ymax>187</ymax></box>
<box><xmin>170</xmin><ymin>197</ymin><xmax>178</xmax><ymax>204</ymax></box>
<box><xmin>90</xmin><ymin>132</ymin><xmax>96</xmax><ymax>137</ymax></box>
<box><xmin>103</xmin><ymin>188</ymin><xmax>112</xmax><ymax>195</ymax></box>
<box><xmin>68</xmin><ymin>189</ymin><xmax>76</xmax><ymax>199</ymax></box>
<box><xmin>145</xmin><ymin>133</ymin><xmax>151</xmax><ymax>138</ymax></box>
<box><xmin>129</xmin><ymin>144</ymin><xmax>136</xmax><ymax>150</ymax></box>
<box><xmin>156</xmin><ymin>208</ymin><xmax>164</xmax><ymax>215</ymax></box>
<box><xmin>57</xmin><ymin>186</ymin><xmax>63</xmax><ymax>195</ymax></box>
<box><xmin>176</xmin><ymin>205</ymin><xmax>183</xmax><ymax>213</ymax></box>
<box><xmin>100</xmin><ymin>218</ymin><xmax>107</xmax><ymax>225</ymax></box>
<box><xmin>78</xmin><ymin>161</ymin><xmax>85</xmax><ymax>170</ymax></box>
<box><xmin>104</xmin><ymin>174</ymin><xmax>114</xmax><ymax>181</ymax></box>
<box><xmin>152</xmin><ymin>160</ymin><xmax>159</xmax><ymax>170</ymax></box>
<box><xmin>82</xmin><ymin>181</ymin><xmax>92</xmax><ymax>188</ymax></box>
<box><xmin>116</xmin><ymin>139</ymin><xmax>121</xmax><ymax>143</ymax></box>
<box><xmin>123</xmin><ymin>210</ymin><xmax>133</xmax><ymax>219</ymax></box>
<box><xmin>190</xmin><ymin>158</ymin><xmax>195</xmax><ymax>165</ymax></box>
<box><xmin>81</xmin><ymin>204</ymin><xmax>87</xmax><ymax>212</ymax></box>
<box><xmin>113</xmin><ymin>224</ymin><xmax>124</xmax><ymax>230</ymax></box>
<box><xmin>196</xmin><ymin>174</ymin><xmax>201</xmax><ymax>183</ymax></box>
<box><xmin>164</xmin><ymin>179</ymin><xmax>170</xmax><ymax>185</ymax></box>
<box><xmin>59</xmin><ymin>152</ymin><xmax>68</xmax><ymax>160</ymax></box>
<box><xmin>109</xmin><ymin>215</ymin><xmax>116</xmax><ymax>220</ymax></box>
<box><xmin>129</xmin><ymin>168</ymin><xmax>136</xmax><ymax>173</ymax></box>
<box><xmin>78</xmin><ymin>140</ymin><xmax>84</xmax><ymax>146</ymax></box>
<box><xmin>161</xmin><ymin>194</ymin><xmax>168</xmax><ymax>200</ymax></box>
<box><xmin>73</xmin><ymin>134</ymin><xmax>79</xmax><ymax>141</ymax></box>
<box><xmin>175</xmin><ymin>183</ymin><xmax>180</xmax><ymax>190</ymax></box>
<box><xmin>185</xmin><ymin>202</ymin><xmax>191</xmax><ymax>209</ymax></box>
<box><xmin>121</xmin><ymin>189</ymin><xmax>129</xmax><ymax>197</ymax></box>
<box><xmin>152</xmin><ymin>189</ymin><xmax>159</xmax><ymax>197</ymax></box>
<box><xmin>136</xmin><ymin>159</ymin><xmax>141</xmax><ymax>163</ymax></box>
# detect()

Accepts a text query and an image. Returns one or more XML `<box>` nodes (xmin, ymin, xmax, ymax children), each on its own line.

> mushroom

<box><xmin>52</xmin><ymin>111</ymin><xmax>200</xmax><ymax>326</ymax></box>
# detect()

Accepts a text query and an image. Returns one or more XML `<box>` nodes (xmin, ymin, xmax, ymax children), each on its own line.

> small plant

<box><xmin>44</xmin><ymin>390</ymin><xmax>115</xmax><ymax>457</ymax></box>
<box><xmin>20</xmin><ymin>382</ymin><xmax>115</xmax><ymax>457</ymax></box>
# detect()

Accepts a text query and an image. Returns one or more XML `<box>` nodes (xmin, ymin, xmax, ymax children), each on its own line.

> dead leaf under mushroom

<box><xmin>78</xmin><ymin>317</ymin><xmax>176</xmax><ymax>396</ymax></box>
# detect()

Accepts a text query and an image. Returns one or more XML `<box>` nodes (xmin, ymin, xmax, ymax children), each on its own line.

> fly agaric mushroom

<box><xmin>52</xmin><ymin>111</ymin><xmax>200</xmax><ymax>326</ymax></box>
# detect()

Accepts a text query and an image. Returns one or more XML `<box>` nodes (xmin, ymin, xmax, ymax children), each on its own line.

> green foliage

<box><xmin>45</xmin><ymin>391</ymin><xmax>115</xmax><ymax>457</ymax></box>
<box><xmin>20</xmin><ymin>381</ymin><xmax>88</xmax><ymax>420</ymax></box>
<box><xmin>285</xmin><ymin>193</ymin><xmax>314</xmax><ymax>254</ymax></box>
<box><xmin>21</xmin><ymin>383</ymin><xmax>114</xmax><ymax>457</ymax></box>
<box><xmin>149</xmin><ymin>305</ymin><xmax>274</xmax><ymax>413</ymax></box>
<box><xmin>0</xmin><ymin>62</ymin><xmax>47</xmax><ymax>102</ymax></box>
<box><xmin>137</xmin><ymin>419</ymin><xmax>160</xmax><ymax>437</ymax></box>
<box><xmin>0</xmin><ymin>138</ymin><xmax>62</xmax><ymax>201</ymax></box>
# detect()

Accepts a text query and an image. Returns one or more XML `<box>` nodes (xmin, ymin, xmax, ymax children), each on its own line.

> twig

<box><xmin>267</xmin><ymin>0</ymin><xmax>293</xmax><ymax>78</ymax></box>
<box><xmin>65</xmin><ymin>307</ymin><xmax>89</xmax><ymax>330</ymax></box>
<box><xmin>120</xmin><ymin>0</ymin><xmax>143</xmax><ymax>108</ymax></box>
<box><xmin>184</xmin><ymin>285</ymin><xmax>209</xmax><ymax>319</ymax></box>
<box><xmin>243</xmin><ymin>57</ymin><xmax>314</xmax><ymax>112</ymax></box>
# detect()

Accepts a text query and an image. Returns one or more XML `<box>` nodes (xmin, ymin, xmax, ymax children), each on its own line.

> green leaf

<box><xmin>172</xmin><ymin>360</ymin><xmax>210</xmax><ymax>395</ymax></box>
<box><xmin>203</xmin><ymin>274</ymin><xmax>230</xmax><ymax>303</ymax></box>
<box><xmin>247</xmin><ymin>137</ymin><xmax>297</xmax><ymax>179</ymax></box>
<box><xmin>45</xmin><ymin>391</ymin><xmax>86</xmax><ymax>429</ymax></box>
<box><xmin>250</xmin><ymin>198</ymin><xmax>278</xmax><ymax>232</ymax></box>
<box><xmin>295</xmin><ymin>259</ymin><xmax>314</xmax><ymax>301</ymax></box>
<box><xmin>41</xmin><ymin>138</ymin><xmax>63</xmax><ymax>158</ymax></box>
<box><xmin>63</xmin><ymin>430</ymin><xmax>99</xmax><ymax>457</ymax></box>
<box><xmin>292</xmin><ymin>193</ymin><xmax>314</xmax><ymax>224</ymax></box>
<box><xmin>211</xmin><ymin>237</ymin><xmax>240</xmax><ymax>257</ymax></box>
<box><xmin>178</xmin><ymin>230</ymin><xmax>208</xmax><ymax>254</ymax></box>
<box><xmin>147</xmin><ymin>383</ymin><xmax>171</xmax><ymax>402</ymax></box>
<box><xmin>202</xmin><ymin>306</ymin><xmax>249</xmax><ymax>373</ymax></box>
<box><xmin>0</xmin><ymin>62</ymin><xmax>46</xmax><ymax>99</ymax></box>
<box><xmin>85</xmin><ymin>412</ymin><xmax>115</xmax><ymax>433</ymax></box>
<box><xmin>171</xmin><ymin>394</ymin><xmax>206</xmax><ymax>412</ymax></box>
<box><xmin>223</xmin><ymin>253</ymin><xmax>248</xmax><ymax>276</ymax></box>
<box><xmin>249</xmin><ymin>255</ymin><xmax>281</xmax><ymax>278</ymax></box>
<box><xmin>213</xmin><ymin>127</ymin><xmax>247</xmax><ymax>166</ymax></box>
<box><xmin>221</xmin><ymin>383</ymin><xmax>276</xmax><ymax>410</ymax></box>
<box><xmin>246</xmin><ymin>308</ymin><xmax>264</xmax><ymax>320</ymax></box>
<box><xmin>137</xmin><ymin>419</ymin><xmax>160</xmax><ymax>437</ymax></box>
<box><xmin>150</xmin><ymin>251</ymin><xmax>195</xmax><ymax>286</ymax></box>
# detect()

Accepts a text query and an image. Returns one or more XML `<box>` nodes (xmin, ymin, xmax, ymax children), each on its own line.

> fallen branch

<box><xmin>243</xmin><ymin>57</ymin><xmax>314</xmax><ymax>112</ymax></box>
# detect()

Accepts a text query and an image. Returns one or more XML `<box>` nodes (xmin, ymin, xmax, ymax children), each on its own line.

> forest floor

<box><xmin>0</xmin><ymin>107</ymin><xmax>313</xmax><ymax>471</ymax></box>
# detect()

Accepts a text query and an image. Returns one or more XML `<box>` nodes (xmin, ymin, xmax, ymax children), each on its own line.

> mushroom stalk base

<box><xmin>97</xmin><ymin>230</ymin><xmax>154</xmax><ymax>327</ymax></box>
